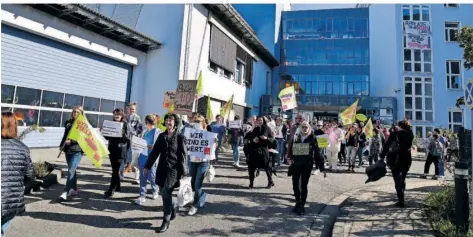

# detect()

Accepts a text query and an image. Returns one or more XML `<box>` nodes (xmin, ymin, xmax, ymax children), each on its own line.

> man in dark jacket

<box><xmin>1</xmin><ymin>112</ymin><xmax>34</xmax><ymax>235</ymax></box>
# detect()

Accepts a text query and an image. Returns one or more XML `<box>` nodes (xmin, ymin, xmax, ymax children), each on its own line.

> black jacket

<box><xmin>146</xmin><ymin>131</ymin><xmax>188</xmax><ymax>189</ymax></box>
<box><xmin>380</xmin><ymin>130</ymin><xmax>414</xmax><ymax>169</ymax></box>
<box><xmin>1</xmin><ymin>138</ymin><xmax>34</xmax><ymax>221</ymax></box>
<box><xmin>244</xmin><ymin>125</ymin><xmax>273</xmax><ymax>169</ymax></box>
<box><xmin>104</xmin><ymin>121</ymin><xmax>131</xmax><ymax>162</ymax></box>
<box><xmin>288</xmin><ymin>133</ymin><xmax>325</xmax><ymax>171</ymax></box>
<box><xmin>60</xmin><ymin>119</ymin><xmax>82</xmax><ymax>154</ymax></box>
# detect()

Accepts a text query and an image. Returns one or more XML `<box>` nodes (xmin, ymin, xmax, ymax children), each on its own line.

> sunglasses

<box><xmin>301</xmin><ymin>126</ymin><xmax>309</xmax><ymax>129</ymax></box>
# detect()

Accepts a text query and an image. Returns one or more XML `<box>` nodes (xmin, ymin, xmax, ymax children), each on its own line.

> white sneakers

<box><xmin>135</xmin><ymin>197</ymin><xmax>146</xmax><ymax>205</ymax></box>
<box><xmin>59</xmin><ymin>192</ymin><xmax>68</xmax><ymax>201</ymax></box>
<box><xmin>152</xmin><ymin>191</ymin><xmax>160</xmax><ymax>200</ymax></box>
<box><xmin>68</xmin><ymin>189</ymin><xmax>79</xmax><ymax>197</ymax></box>
<box><xmin>188</xmin><ymin>206</ymin><xmax>198</xmax><ymax>216</ymax></box>
<box><xmin>233</xmin><ymin>162</ymin><xmax>240</xmax><ymax>168</ymax></box>
<box><xmin>312</xmin><ymin>170</ymin><xmax>320</xmax><ymax>175</ymax></box>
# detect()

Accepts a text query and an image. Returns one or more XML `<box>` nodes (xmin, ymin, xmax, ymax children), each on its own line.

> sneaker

<box><xmin>188</xmin><ymin>206</ymin><xmax>198</xmax><ymax>216</ymax></box>
<box><xmin>312</xmin><ymin>170</ymin><xmax>320</xmax><ymax>175</ymax></box>
<box><xmin>152</xmin><ymin>191</ymin><xmax>160</xmax><ymax>200</ymax></box>
<box><xmin>135</xmin><ymin>197</ymin><xmax>146</xmax><ymax>205</ymax></box>
<box><xmin>420</xmin><ymin>174</ymin><xmax>427</xmax><ymax>179</ymax></box>
<box><xmin>432</xmin><ymin>176</ymin><xmax>438</xmax><ymax>180</ymax></box>
<box><xmin>235</xmin><ymin>163</ymin><xmax>240</xmax><ymax>168</ymax></box>
<box><xmin>58</xmin><ymin>192</ymin><xmax>67</xmax><ymax>202</ymax></box>
<box><xmin>68</xmin><ymin>189</ymin><xmax>79</xmax><ymax>197</ymax></box>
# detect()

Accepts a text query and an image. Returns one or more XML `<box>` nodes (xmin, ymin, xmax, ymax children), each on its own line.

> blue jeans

<box><xmin>1</xmin><ymin>218</ymin><xmax>13</xmax><ymax>237</ymax></box>
<box><xmin>232</xmin><ymin>143</ymin><xmax>240</xmax><ymax>164</ymax></box>
<box><xmin>357</xmin><ymin>148</ymin><xmax>364</xmax><ymax>166</ymax></box>
<box><xmin>438</xmin><ymin>157</ymin><xmax>445</xmax><ymax>176</ymax></box>
<box><xmin>65</xmin><ymin>152</ymin><xmax>83</xmax><ymax>192</ymax></box>
<box><xmin>190</xmin><ymin>162</ymin><xmax>209</xmax><ymax>208</ymax></box>
<box><xmin>119</xmin><ymin>148</ymin><xmax>133</xmax><ymax>173</ymax></box>
<box><xmin>215</xmin><ymin>141</ymin><xmax>222</xmax><ymax>162</ymax></box>
<box><xmin>276</xmin><ymin>138</ymin><xmax>286</xmax><ymax>165</ymax></box>
<box><xmin>139</xmin><ymin>165</ymin><xmax>157</xmax><ymax>197</ymax></box>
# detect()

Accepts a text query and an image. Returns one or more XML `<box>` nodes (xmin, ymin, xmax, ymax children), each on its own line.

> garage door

<box><xmin>1</xmin><ymin>24</ymin><xmax>133</xmax><ymax>148</ymax></box>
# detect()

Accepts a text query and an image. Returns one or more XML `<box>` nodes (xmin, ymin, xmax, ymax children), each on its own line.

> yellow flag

<box><xmin>340</xmin><ymin>99</ymin><xmax>358</xmax><ymax>126</ymax></box>
<box><xmin>206</xmin><ymin>95</ymin><xmax>213</xmax><ymax>122</ymax></box>
<box><xmin>67</xmin><ymin>114</ymin><xmax>109</xmax><ymax>168</ymax></box>
<box><xmin>196</xmin><ymin>71</ymin><xmax>204</xmax><ymax>96</ymax></box>
<box><xmin>278</xmin><ymin>86</ymin><xmax>297</xmax><ymax>111</ymax></box>
<box><xmin>363</xmin><ymin>118</ymin><xmax>374</xmax><ymax>138</ymax></box>
<box><xmin>220</xmin><ymin>94</ymin><xmax>234</xmax><ymax>117</ymax></box>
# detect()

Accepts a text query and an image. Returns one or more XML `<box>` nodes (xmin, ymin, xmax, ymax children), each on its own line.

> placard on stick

<box><xmin>174</xmin><ymin>81</ymin><xmax>197</xmax><ymax>116</ymax></box>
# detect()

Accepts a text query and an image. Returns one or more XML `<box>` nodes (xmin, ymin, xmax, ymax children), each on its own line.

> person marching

<box><xmin>228</xmin><ymin>115</ymin><xmax>244</xmax><ymax>168</ymax></box>
<box><xmin>244</xmin><ymin>116</ymin><xmax>275</xmax><ymax>189</ymax></box>
<box><xmin>135</xmin><ymin>115</ymin><xmax>162</xmax><ymax>205</ymax></box>
<box><xmin>103</xmin><ymin>109</ymin><xmax>131</xmax><ymax>198</ymax></box>
<box><xmin>345</xmin><ymin>126</ymin><xmax>359</xmax><ymax>172</ymax></box>
<box><xmin>144</xmin><ymin>113</ymin><xmax>188</xmax><ymax>233</ymax></box>
<box><xmin>274</xmin><ymin>117</ymin><xmax>288</xmax><ymax>166</ymax></box>
<box><xmin>287</xmin><ymin>121</ymin><xmax>326</xmax><ymax>215</ymax></box>
<box><xmin>326</xmin><ymin>120</ymin><xmax>343</xmax><ymax>172</ymax></box>
<box><xmin>123</xmin><ymin>102</ymin><xmax>143</xmax><ymax>184</ymax></box>
<box><xmin>58</xmin><ymin>105</ymin><xmax>84</xmax><ymax>202</ymax></box>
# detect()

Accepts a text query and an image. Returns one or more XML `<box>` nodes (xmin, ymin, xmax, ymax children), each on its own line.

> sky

<box><xmin>290</xmin><ymin>4</ymin><xmax>357</xmax><ymax>11</ymax></box>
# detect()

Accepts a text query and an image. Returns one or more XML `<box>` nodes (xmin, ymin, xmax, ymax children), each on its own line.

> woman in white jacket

<box><xmin>135</xmin><ymin>115</ymin><xmax>162</xmax><ymax>205</ymax></box>
<box><xmin>326</xmin><ymin>121</ymin><xmax>343</xmax><ymax>171</ymax></box>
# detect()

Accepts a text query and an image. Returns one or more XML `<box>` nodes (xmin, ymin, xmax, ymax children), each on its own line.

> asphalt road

<box><xmin>7</xmin><ymin>150</ymin><xmax>434</xmax><ymax>237</ymax></box>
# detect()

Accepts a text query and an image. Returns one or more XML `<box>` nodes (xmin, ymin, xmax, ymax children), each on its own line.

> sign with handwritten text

<box><xmin>163</xmin><ymin>91</ymin><xmax>176</xmax><ymax>109</ymax></box>
<box><xmin>174</xmin><ymin>81</ymin><xmax>197</xmax><ymax>116</ymax></box>
<box><xmin>293</xmin><ymin>143</ymin><xmax>310</xmax><ymax>156</ymax></box>
<box><xmin>404</xmin><ymin>21</ymin><xmax>431</xmax><ymax>50</ymax></box>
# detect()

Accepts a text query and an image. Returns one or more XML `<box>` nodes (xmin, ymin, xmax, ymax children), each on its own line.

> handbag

<box><xmin>386</xmin><ymin>134</ymin><xmax>400</xmax><ymax>169</ymax></box>
<box><xmin>177</xmin><ymin>177</ymin><xmax>193</xmax><ymax>207</ymax></box>
<box><xmin>205</xmin><ymin>161</ymin><xmax>216</xmax><ymax>182</ymax></box>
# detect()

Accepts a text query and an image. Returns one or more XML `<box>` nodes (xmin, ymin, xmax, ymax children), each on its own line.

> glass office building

<box><xmin>264</xmin><ymin>8</ymin><xmax>397</xmax><ymax>124</ymax></box>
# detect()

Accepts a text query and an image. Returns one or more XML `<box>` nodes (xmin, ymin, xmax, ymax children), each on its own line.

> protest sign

<box><xmin>131</xmin><ymin>136</ymin><xmax>148</xmax><ymax>155</ymax></box>
<box><xmin>229</xmin><ymin>120</ymin><xmax>241</xmax><ymax>129</ymax></box>
<box><xmin>278</xmin><ymin>86</ymin><xmax>297</xmax><ymax>111</ymax></box>
<box><xmin>175</xmin><ymin>80</ymin><xmax>197</xmax><ymax>116</ymax></box>
<box><xmin>317</xmin><ymin>134</ymin><xmax>329</xmax><ymax>148</ymax></box>
<box><xmin>163</xmin><ymin>91</ymin><xmax>176</xmax><ymax>109</ymax></box>
<box><xmin>101</xmin><ymin>120</ymin><xmax>123</xmax><ymax>137</ymax></box>
<box><xmin>183</xmin><ymin>128</ymin><xmax>217</xmax><ymax>159</ymax></box>
<box><xmin>404</xmin><ymin>21</ymin><xmax>430</xmax><ymax>49</ymax></box>
<box><xmin>292</xmin><ymin>143</ymin><xmax>310</xmax><ymax>156</ymax></box>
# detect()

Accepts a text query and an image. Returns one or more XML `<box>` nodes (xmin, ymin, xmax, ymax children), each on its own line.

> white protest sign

<box><xmin>102</xmin><ymin>120</ymin><xmax>123</xmax><ymax>137</ymax></box>
<box><xmin>184</xmin><ymin>127</ymin><xmax>217</xmax><ymax>160</ymax></box>
<box><xmin>131</xmin><ymin>136</ymin><xmax>148</xmax><ymax>155</ymax></box>
<box><xmin>293</xmin><ymin>143</ymin><xmax>310</xmax><ymax>156</ymax></box>
<box><xmin>229</xmin><ymin>120</ymin><xmax>241</xmax><ymax>129</ymax></box>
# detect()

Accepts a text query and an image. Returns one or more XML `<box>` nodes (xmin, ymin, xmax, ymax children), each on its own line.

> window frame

<box><xmin>402</xmin><ymin>5</ymin><xmax>431</xmax><ymax>22</ymax></box>
<box><xmin>448</xmin><ymin>108</ymin><xmax>464</xmax><ymax>133</ymax></box>
<box><xmin>403</xmin><ymin>45</ymin><xmax>433</xmax><ymax>73</ymax></box>
<box><xmin>444</xmin><ymin>21</ymin><xmax>460</xmax><ymax>42</ymax></box>
<box><xmin>0</xmin><ymin>84</ymin><xmax>121</xmax><ymax>128</ymax></box>
<box><xmin>404</xmin><ymin>76</ymin><xmax>434</xmax><ymax>122</ymax></box>
<box><xmin>446</xmin><ymin>60</ymin><xmax>463</xmax><ymax>89</ymax></box>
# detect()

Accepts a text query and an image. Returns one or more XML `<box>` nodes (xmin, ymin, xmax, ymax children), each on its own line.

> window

<box><xmin>39</xmin><ymin>110</ymin><xmax>62</xmax><ymax>127</ymax></box>
<box><xmin>404</xmin><ymin>77</ymin><xmax>433</xmax><ymax>122</ymax></box>
<box><xmin>448</xmin><ymin>109</ymin><xmax>463</xmax><ymax>133</ymax></box>
<box><xmin>100</xmin><ymin>99</ymin><xmax>115</xmax><ymax>113</ymax></box>
<box><xmin>444</xmin><ymin>4</ymin><xmax>458</xmax><ymax>7</ymax></box>
<box><xmin>62</xmin><ymin>112</ymin><xmax>71</xmax><ymax>126</ymax></box>
<box><xmin>15</xmin><ymin>87</ymin><xmax>41</xmax><ymax>106</ymax></box>
<box><xmin>13</xmin><ymin>108</ymin><xmax>39</xmax><ymax>126</ymax></box>
<box><xmin>403</xmin><ymin>48</ymin><xmax>432</xmax><ymax>73</ymax></box>
<box><xmin>445</xmin><ymin>22</ymin><xmax>459</xmax><ymax>42</ymax></box>
<box><xmin>1</xmin><ymin>84</ymin><xmax>15</xmax><ymax>104</ymax></box>
<box><xmin>446</xmin><ymin>60</ymin><xmax>462</xmax><ymax>89</ymax></box>
<box><xmin>402</xmin><ymin>5</ymin><xmax>430</xmax><ymax>22</ymax></box>
<box><xmin>41</xmin><ymin>90</ymin><xmax>64</xmax><ymax>108</ymax></box>
<box><xmin>86</xmin><ymin>113</ymin><xmax>99</xmax><ymax>128</ymax></box>
<box><xmin>235</xmin><ymin>61</ymin><xmax>245</xmax><ymax>84</ymax></box>
<box><xmin>115</xmin><ymin>101</ymin><xmax>125</xmax><ymax>110</ymax></box>
<box><xmin>83</xmin><ymin>97</ymin><xmax>100</xmax><ymax>111</ymax></box>
<box><xmin>209</xmin><ymin>61</ymin><xmax>218</xmax><ymax>72</ymax></box>
<box><xmin>64</xmin><ymin>94</ymin><xmax>83</xmax><ymax>109</ymax></box>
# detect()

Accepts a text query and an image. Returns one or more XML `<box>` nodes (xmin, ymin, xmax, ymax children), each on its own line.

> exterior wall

<box><xmin>370</xmin><ymin>3</ymin><xmax>473</xmax><ymax>136</ymax></box>
<box><xmin>179</xmin><ymin>4</ymin><xmax>273</xmax><ymax>118</ymax></box>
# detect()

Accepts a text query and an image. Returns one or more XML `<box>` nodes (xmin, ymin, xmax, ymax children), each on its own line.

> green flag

<box><xmin>196</xmin><ymin>71</ymin><xmax>204</xmax><ymax>96</ymax></box>
<box><xmin>206</xmin><ymin>95</ymin><xmax>213</xmax><ymax>122</ymax></box>
<box><xmin>220</xmin><ymin>94</ymin><xmax>234</xmax><ymax>117</ymax></box>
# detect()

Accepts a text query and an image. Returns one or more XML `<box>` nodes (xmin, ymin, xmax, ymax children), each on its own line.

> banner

<box><xmin>363</xmin><ymin>118</ymin><xmax>374</xmax><ymax>139</ymax></box>
<box><xmin>101</xmin><ymin>120</ymin><xmax>123</xmax><ymax>137</ymax></box>
<box><xmin>292</xmin><ymin>143</ymin><xmax>310</xmax><ymax>156</ymax></box>
<box><xmin>183</xmin><ymin>127</ymin><xmax>217</xmax><ymax>160</ymax></box>
<box><xmin>229</xmin><ymin>120</ymin><xmax>241</xmax><ymax>129</ymax></box>
<box><xmin>316</xmin><ymin>134</ymin><xmax>329</xmax><ymax>148</ymax></box>
<box><xmin>220</xmin><ymin>95</ymin><xmax>234</xmax><ymax>117</ymax></box>
<box><xmin>340</xmin><ymin>99</ymin><xmax>358</xmax><ymax>126</ymax></box>
<box><xmin>163</xmin><ymin>91</ymin><xmax>176</xmax><ymax>109</ymax></box>
<box><xmin>131</xmin><ymin>135</ymin><xmax>148</xmax><ymax>155</ymax></box>
<box><xmin>175</xmin><ymin>80</ymin><xmax>197</xmax><ymax>116</ymax></box>
<box><xmin>278</xmin><ymin>86</ymin><xmax>297</xmax><ymax>111</ymax></box>
<box><xmin>404</xmin><ymin>21</ymin><xmax>430</xmax><ymax>50</ymax></box>
<box><xmin>67</xmin><ymin>114</ymin><xmax>109</xmax><ymax>168</ymax></box>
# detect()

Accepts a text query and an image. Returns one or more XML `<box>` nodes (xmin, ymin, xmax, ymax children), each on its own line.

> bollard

<box><xmin>454</xmin><ymin>161</ymin><xmax>470</xmax><ymax>234</ymax></box>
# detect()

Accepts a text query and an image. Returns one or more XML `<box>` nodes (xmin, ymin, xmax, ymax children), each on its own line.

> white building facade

<box><xmin>1</xmin><ymin>4</ymin><xmax>278</xmax><ymax>148</ymax></box>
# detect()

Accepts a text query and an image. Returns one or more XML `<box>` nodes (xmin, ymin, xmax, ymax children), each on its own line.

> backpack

<box><xmin>431</xmin><ymin>141</ymin><xmax>442</xmax><ymax>157</ymax></box>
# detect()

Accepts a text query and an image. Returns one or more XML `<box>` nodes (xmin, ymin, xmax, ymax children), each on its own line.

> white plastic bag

<box><xmin>176</xmin><ymin>177</ymin><xmax>193</xmax><ymax>207</ymax></box>
<box><xmin>206</xmin><ymin>165</ymin><xmax>216</xmax><ymax>182</ymax></box>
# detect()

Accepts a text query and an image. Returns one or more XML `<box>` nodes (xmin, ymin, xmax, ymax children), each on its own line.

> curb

<box><xmin>313</xmin><ymin>179</ymin><xmax>442</xmax><ymax>237</ymax></box>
